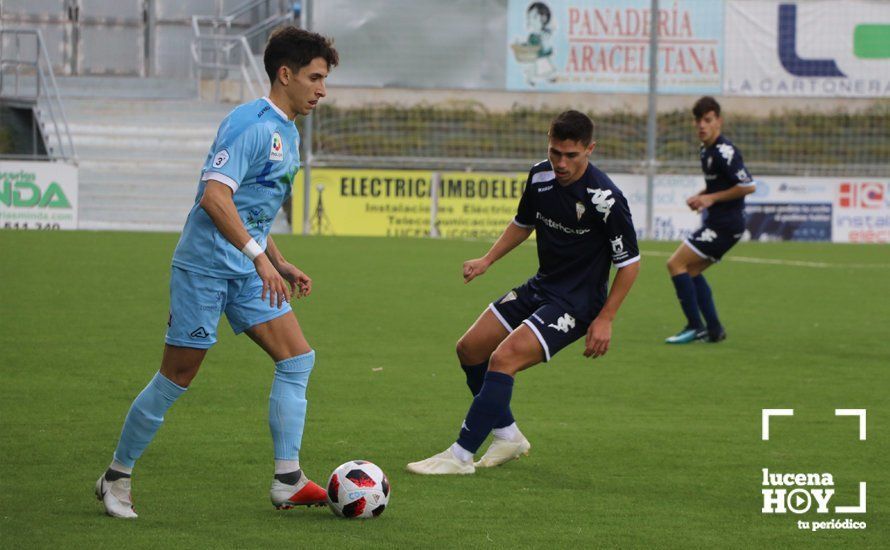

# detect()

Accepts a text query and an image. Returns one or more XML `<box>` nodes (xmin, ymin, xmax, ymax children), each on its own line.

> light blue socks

<box><xmin>269</xmin><ymin>350</ymin><xmax>315</xmax><ymax>461</ymax></box>
<box><xmin>113</xmin><ymin>371</ymin><xmax>187</xmax><ymax>468</ymax></box>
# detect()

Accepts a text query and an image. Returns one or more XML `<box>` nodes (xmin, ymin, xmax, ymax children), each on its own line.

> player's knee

<box><xmin>666</xmin><ymin>257</ymin><xmax>684</xmax><ymax>275</ymax></box>
<box><xmin>456</xmin><ymin>336</ymin><xmax>484</xmax><ymax>365</ymax></box>
<box><xmin>488</xmin><ymin>345</ymin><xmax>522</xmax><ymax>376</ymax></box>
<box><xmin>160</xmin><ymin>363</ymin><xmax>199</xmax><ymax>387</ymax></box>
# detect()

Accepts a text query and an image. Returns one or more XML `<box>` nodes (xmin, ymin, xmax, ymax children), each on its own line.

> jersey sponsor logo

<box><xmin>535</xmin><ymin>212</ymin><xmax>591</xmax><ymax>235</ymax></box>
<box><xmin>190</xmin><ymin>327</ymin><xmax>209</xmax><ymax>339</ymax></box>
<box><xmin>587</xmin><ymin>188</ymin><xmax>615</xmax><ymax>221</ymax></box>
<box><xmin>500</xmin><ymin>290</ymin><xmax>518</xmax><ymax>304</ymax></box>
<box><xmin>270</xmin><ymin>132</ymin><xmax>284</xmax><ymax>161</ymax></box>
<box><xmin>717</xmin><ymin>143</ymin><xmax>735</xmax><ymax>164</ymax></box>
<box><xmin>212</xmin><ymin>149</ymin><xmax>230</xmax><ymax>169</ymax></box>
<box><xmin>576</xmin><ymin>201</ymin><xmax>586</xmax><ymax>220</ymax></box>
<box><xmin>697</xmin><ymin>228</ymin><xmax>718</xmax><ymax>242</ymax></box>
<box><xmin>537</xmin><ymin>185</ymin><xmax>553</xmax><ymax>193</ymax></box>
<box><xmin>548</xmin><ymin>313</ymin><xmax>576</xmax><ymax>333</ymax></box>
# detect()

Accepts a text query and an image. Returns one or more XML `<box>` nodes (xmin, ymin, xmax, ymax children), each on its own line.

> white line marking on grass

<box><xmin>641</xmin><ymin>250</ymin><xmax>890</xmax><ymax>269</ymax></box>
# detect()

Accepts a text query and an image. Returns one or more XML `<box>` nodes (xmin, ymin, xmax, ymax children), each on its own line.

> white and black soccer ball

<box><xmin>326</xmin><ymin>460</ymin><xmax>390</xmax><ymax>518</ymax></box>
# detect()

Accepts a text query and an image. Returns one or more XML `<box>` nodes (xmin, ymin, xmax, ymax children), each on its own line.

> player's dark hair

<box><xmin>528</xmin><ymin>2</ymin><xmax>552</xmax><ymax>27</ymax></box>
<box><xmin>693</xmin><ymin>96</ymin><xmax>721</xmax><ymax>119</ymax></box>
<box><xmin>549</xmin><ymin>110</ymin><xmax>594</xmax><ymax>145</ymax></box>
<box><xmin>263</xmin><ymin>26</ymin><xmax>339</xmax><ymax>83</ymax></box>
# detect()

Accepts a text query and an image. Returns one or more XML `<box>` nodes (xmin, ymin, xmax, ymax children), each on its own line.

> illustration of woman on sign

<box><xmin>511</xmin><ymin>2</ymin><xmax>557</xmax><ymax>86</ymax></box>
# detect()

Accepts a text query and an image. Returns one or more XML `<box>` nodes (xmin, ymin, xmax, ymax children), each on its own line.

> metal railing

<box><xmin>191</xmin><ymin>32</ymin><xmax>267</xmax><ymax>101</ymax></box>
<box><xmin>191</xmin><ymin>0</ymin><xmax>292</xmax><ymax>102</ymax></box>
<box><xmin>0</xmin><ymin>29</ymin><xmax>76</xmax><ymax>162</ymax></box>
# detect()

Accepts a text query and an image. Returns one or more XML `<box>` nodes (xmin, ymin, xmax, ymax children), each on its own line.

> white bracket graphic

<box><xmin>762</xmin><ymin>409</ymin><xmax>794</xmax><ymax>441</ymax></box>
<box><xmin>835</xmin><ymin>482</ymin><xmax>867</xmax><ymax>514</ymax></box>
<box><xmin>835</xmin><ymin>409</ymin><xmax>867</xmax><ymax>440</ymax></box>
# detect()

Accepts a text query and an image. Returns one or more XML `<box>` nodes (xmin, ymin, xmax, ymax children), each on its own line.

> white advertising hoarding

<box><xmin>506</xmin><ymin>0</ymin><xmax>725</xmax><ymax>93</ymax></box>
<box><xmin>725</xmin><ymin>0</ymin><xmax>890</xmax><ymax>97</ymax></box>
<box><xmin>619</xmin><ymin>173</ymin><xmax>889</xmax><ymax>243</ymax></box>
<box><xmin>0</xmin><ymin>161</ymin><xmax>79</xmax><ymax>230</ymax></box>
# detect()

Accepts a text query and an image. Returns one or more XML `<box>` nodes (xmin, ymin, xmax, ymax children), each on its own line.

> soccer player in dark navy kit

<box><xmin>665</xmin><ymin>96</ymin><xmax>756</xmax><ymax>344</ymax></box>
<box><xmin>407</xmin><ymin>110</ymin><xmax>640</xmax><ymax>474</ymax></box>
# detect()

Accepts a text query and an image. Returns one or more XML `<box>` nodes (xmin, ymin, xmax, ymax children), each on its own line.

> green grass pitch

<box><xmin>1</xmin><ymin>231</ymin><xmax>888</xmax><ymax>548</ymax></box>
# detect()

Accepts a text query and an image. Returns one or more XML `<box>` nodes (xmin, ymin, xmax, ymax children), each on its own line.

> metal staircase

<box><xmin>191</xmin><ymin>0</ymin><xmax>295</xmax><ymax>102</ymax></box>
<box><xmin>0</xmin><ymin>28</ymin><xmax>76</xmax><ymax>162</ymax></box>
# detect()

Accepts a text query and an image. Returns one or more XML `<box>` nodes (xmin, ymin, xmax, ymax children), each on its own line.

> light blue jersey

<box><xmin>172</xmin><ymin>97</ymin><xmax>300</xmax><ymax>278</ymax></box>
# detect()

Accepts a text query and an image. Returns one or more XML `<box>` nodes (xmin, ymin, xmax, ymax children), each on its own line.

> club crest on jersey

<box><xmin>707</xmin><ymin>156</ymin><xmax>713</xmax><ymax>169</ymax></box>
<box><xmin>212</xmin><ymin>149</ymin><xmax>229</xmax><ymax>169</ymax></box>
<box><xmin>587</xmin><ymin>188</ymin><xmax>615</xmax><ymax>221</ymax></box>
<box><xmin>270</xmin><ymin>132</ymin><xmax>284</xmax><ymax>161</ymax></box>
<box><xmin>610</xmin><ymin>235</ymin><xmax>624</xmax><ymax>254</ymax></box>
<box><xmin>548</xmin><ymin>313</ymin><xmax>576</xmax><ymax>333</ymax></box>
<box><xmin>576</xmin><ymin>201</ymin><xmax>586</xmax><ymax>220</ymax></box>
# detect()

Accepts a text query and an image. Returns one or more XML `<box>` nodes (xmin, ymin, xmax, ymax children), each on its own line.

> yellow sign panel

<box><xmin>292</xmin><ymin>168</ymin><xmax>530</xmax><ymax>239</ymax></box>
<box><xmin>437</xmin><ymin>171</ymin><xmax>528</xmax><ymax>239</ymax></box>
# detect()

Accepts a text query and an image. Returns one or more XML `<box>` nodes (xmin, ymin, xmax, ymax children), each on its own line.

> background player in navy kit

<box><xmin>407</xmin><ymin>110</ymin><xmax>640</xmax><ymax>475</ymax></box>
<box><xmin>94</xmin><ymin>28</ymin><xmax>338</xmax><ymax>518</ymax></box>
<box><xmin>665</xmin><ymin>96</ymin><xmax>756</xmax><ymax>344</ymax></box>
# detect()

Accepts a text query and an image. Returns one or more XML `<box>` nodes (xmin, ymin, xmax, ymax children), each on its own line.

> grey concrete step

<box><xmin>55</xmin><ymin>76</ymin><xmax>200</xmax><ymax>100</ymax></box>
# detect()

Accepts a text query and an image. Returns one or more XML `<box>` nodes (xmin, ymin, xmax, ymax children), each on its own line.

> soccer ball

<box><xmin>326</xmin><ymin>460</ymin><xmax>390</xmax><ymax>518</ymax></box>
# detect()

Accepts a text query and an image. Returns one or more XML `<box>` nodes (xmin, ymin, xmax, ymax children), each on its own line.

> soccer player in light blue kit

<box><xmin>95</xmin><ymin>27</ymin><xmax>338</xmax><ymax>518</ymax></box>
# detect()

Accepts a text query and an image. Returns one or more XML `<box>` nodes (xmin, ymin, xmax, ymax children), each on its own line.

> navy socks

<box><xmin>456</xmin><ymin>371</ymin><xmax>515</xmax><ymax>453</ymax></box>
<box><xmin>692</xmin><ymin>275</ymin><xmax>722</xmax><ymax>333</ymax></box>
<box><xmin>671</xmin><ymin>273</ymin><xmax>703</xmax><ymax>330</ymax></box>
<box><xmin>460</xmin><ymin>361</ymin><xmax>514</xmax><ymax>429</ymax></box>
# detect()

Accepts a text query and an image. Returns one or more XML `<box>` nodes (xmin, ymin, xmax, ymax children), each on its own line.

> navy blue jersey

<box><xmin>514</xmin><ymin>161</ymin><xmax>639</xmax><ymax>322</ymax></box>
<box><xmin>699</xmin><ymin>135</ymin><xmax>755</xmax><ymax>230</ymax></box>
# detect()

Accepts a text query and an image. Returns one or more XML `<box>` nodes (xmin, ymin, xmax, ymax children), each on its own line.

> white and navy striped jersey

<box><xmin>513</xmin><ymin>160</ymin><xmax>639</xmax><ymax>322</ymax></box>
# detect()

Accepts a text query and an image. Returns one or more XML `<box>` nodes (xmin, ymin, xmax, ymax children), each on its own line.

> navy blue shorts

<box><xmin>684</xmin><ymin>225</ymin><xmax>743</xmax><ymax>262</ymax></box>
<box><xmin>488</xmin><ymin>282</ymin><xmax>587</xmax><ymax>362</ymax></box>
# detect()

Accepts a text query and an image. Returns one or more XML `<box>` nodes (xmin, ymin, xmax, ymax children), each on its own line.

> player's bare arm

<box><xmin>266</xmin><ymin>235</ymin><xmax>312</xmax><ymax>298</ymax></box>
<box><xmin>685</xmin><ymin>187</ymin><xmax>708</xmax><ymax>209</ymax></box>
<box><xmin>688</xmin><ymin>183</ymin><xmax>756</xmax><ymax>211</ymax></box>
<box><xmin>584</xmin><ymin>261</ymin><xmax>640</xmax><ymax>359</ymax></box>
<box><xmin>463</xmin><ymin>222</ymin><xmax>534</xmax><ymax>283</ymax></box>
<box><xmin>199</xmin><ymin>180</ymin><xmax>291</xmax><ymax>307</ymax></box>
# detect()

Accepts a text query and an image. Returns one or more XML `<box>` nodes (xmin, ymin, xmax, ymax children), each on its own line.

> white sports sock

<box><xmin>450</xmin><ymin>442</ymin><xmax>473</xmax><ymax>463</ymax></box>
<box><xmin>109</xmin><ymin>460</ymin><xmax>133</xmax><ymax>475</ymax></box>
<box><xmin>275</xmin><ymin>459</ymin><xmax>300</xmax><ymax>475</ymax></box>
<box><xmin>492</xmin><ymin>422</ymin><xmax>520</xmax><ymax>440</ymax></box>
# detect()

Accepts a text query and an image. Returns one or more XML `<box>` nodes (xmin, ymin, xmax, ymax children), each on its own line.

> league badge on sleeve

<box><xmin>212</xmin><ymin>149</ymin><xmax>230</xmax><ymax>169</ymax></box>
<box><xmin>270</xmin><ymin>132</ymin><xmax>284</xmax><ymax>162</ymax></box>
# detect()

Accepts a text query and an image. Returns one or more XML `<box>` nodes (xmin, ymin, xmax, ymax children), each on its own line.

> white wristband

<box><xmin>241</xmin><ymin>238</ymin><xmax>264</xmax><ymax>261</ymax></box>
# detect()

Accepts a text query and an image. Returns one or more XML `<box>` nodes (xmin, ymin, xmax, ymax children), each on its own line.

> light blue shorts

<box><xmin>165</xmin><ymin>266</ymin><xmax>292</xmax><ymax>349</ymax></box>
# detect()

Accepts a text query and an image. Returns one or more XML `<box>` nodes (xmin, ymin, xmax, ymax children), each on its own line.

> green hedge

<box><xmin>313</xmin><ymin>102</ymin><xmax>890</xmax><ymax>174</ymax></box>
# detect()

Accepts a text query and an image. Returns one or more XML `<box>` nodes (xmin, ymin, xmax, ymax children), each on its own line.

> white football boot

<box><xmin>269</xmin><ymin>473</ymin><xmax>327</xmax><ymax>509</ymax></box>
<box><xmin>406</xmin><ymin>447</ymin><xmax>475</xmax><ymax>475</ymax></box>
<box><xmin>474</xmin><ymin>433</ymin><xmax>531</xmax><ymax>468</ymax></box>
<box><xmin>95</xmin><ymin>473</ymin><xmax>138</xmax><ymax>519</ymax></box>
